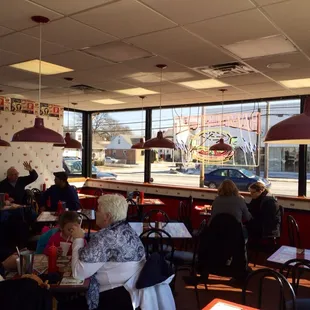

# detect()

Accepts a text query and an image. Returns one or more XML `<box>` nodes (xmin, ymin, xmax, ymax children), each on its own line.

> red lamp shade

<box><xmin>143</xmin><ymin>131</ymin><xmax>175</xmax><ymax>149</ymax></box>
<box><xmin>209</xmin><ymin>138</ymin><xmax>233</xmax><ymax>151</ymax></box>
<box><xmin>265</xmin><ymin>98</ymin><xmax>310</xmax><ymax>144</ymax></box>
<box><xmin>54</xmin><ymin>132</ymin><xmax>82</xmax><ymax>149</ymax></box>
<box><xmin>131</xmin><ymin>138</ymin><xmax>146</xmax><ymax>149</ymax></box>
<box><xmin>12</xmin><ymin>117</ymin><xmax>64</xmax><ymax>143</ymax></box>
<box><xmin>0</xmin><ymin>138</ymin><xmax>10</xmax><ymax>147</ymax></box>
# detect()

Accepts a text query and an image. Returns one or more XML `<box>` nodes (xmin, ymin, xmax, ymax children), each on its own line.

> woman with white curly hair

<box><xmin>69</xmin><ymin>194</ymin><xmax>145</xmax><ymax>310</ymax></box>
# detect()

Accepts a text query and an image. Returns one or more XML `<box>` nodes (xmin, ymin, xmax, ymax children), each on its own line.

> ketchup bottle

<box><xmin>57</xmin><ymin>201</ymin><xmax>63</xmax><ymax>215</ymax></box>
<box><xmin>48</xmin><ymin>243</ymin><xmax>58</xmax><ymax>273</ymax></box>
<box><xmin>139</xmin><ymin>191</ymin><xmax>144</xmax><ymax>204</ymax></box>
<box><xmin>4</xmin><ymin>193</ymin><xmax>9</xmax><ymax>201</ymax></box>
<box><xmin>42</xmin><ymin>183</ymin><xmax>46</xmax><ymax>191</ymax></box>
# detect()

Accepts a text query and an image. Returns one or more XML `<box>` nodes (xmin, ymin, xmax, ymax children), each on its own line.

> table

<box><xmin>267</xmin><ymin>245</ymin><xmax>310</xmax><ymax>267</ymax></box>
<box><xmin>37</xmin><ymin>209</ymin><xmax>96</xmax><ymax>223</ymax></box>
<box><xmin>203</xmin><ymin>298</ymin><xmax>259</xmax><ymax>310</ymax></box>
<box><xmin>6</xmin><ymin>254</ymin><xmax>90</xmax><ymax>293</ymax></box>
<box><xmin>0</xmin><ymin>204</ymin><xmax>32</xmax><ymax>222</ymax></box>
<box><xmin>129</xmin><ymin>222</ymin><xmax>192</xmax><ymax>239</ymax></box>
<box><xmin>132</xmin><ymin>198</ymin><xmax>165</xmax><ymax>220</ymax></box>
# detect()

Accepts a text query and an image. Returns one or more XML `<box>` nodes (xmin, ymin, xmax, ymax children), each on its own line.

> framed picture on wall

<box><xmin>11</xmin><ymin>98</ymin><xmax>22</xmax><ymax>112</ymax></box>
<box><xmin>49</xmin><ymin>105</ymin><xmax>60</xmax><ymax>117</ymax></box>
<box><xmin>40</xmin><ymin>103</ymin><xmax>49</xmax><ymax>116</ymax></box>
<box><xmin>21</xmin><ymin>100</ymin><xmax>35</xmax><ymax>114</ymax></box>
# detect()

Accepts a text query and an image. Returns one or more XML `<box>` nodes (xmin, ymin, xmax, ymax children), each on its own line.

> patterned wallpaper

<box><xmin>0</xmin><ymin>110</ymin><xmax>64</xmax><ymax>190</ymax></box>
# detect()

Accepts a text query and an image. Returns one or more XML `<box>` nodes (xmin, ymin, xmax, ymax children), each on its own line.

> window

<box><xmin>213</xmin><ymin>169</ymin><xmax>228</xmax><ymax>177</ymax></box>
<box><xmin>229</xmin><ymin>170</ymin><xmax>244</xmax><ymax>178</ymax></box>
<box><xmin>62</xmin><ymin>110</ymin><xmax>83</xmax><ymax>177</ymax></box>
<box><xmin>91</xmin><ymin>110</ymin><xmax>145</xmax><ymax>182</ymax></box>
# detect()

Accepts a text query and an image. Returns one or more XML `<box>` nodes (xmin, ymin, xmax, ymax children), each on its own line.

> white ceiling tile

<box><xmin>185</xmin><ymin>9</ymin><xmax>279</xmax><ymax>46</ymax></box>
<box><xmin>253</xmin><ymin>0</ymin><xmax>290</xmax><ymax>6</ymax></box>
<box><xmin>220</xmin><ymin>73</ymin><xmax>272</xmax><ymax>86</ymax></box>
<box><xmin>147</xmin><ymin>83</ymin><xmax>191</xmax><ymax>94</ymax></box>
<box><xmin>263</xmin><ymin>68</ymin><xmax>310</xmax><ymax>80</ymax></box>
<box><xmin>0</xmin><ymin>49</ymin><xmax>29</xmax><ymax>67</ymax></box>
<box><xmin>162</xmin><ymin>90</ymin><xmax>207</xmax><ymax>100</ymax></box>
<box><xmin>0</xmin><ymin>84</ymin><xmax>29</xmax><ymax>95</ymax></box>
<box><xmin>23</xmin><ymin>18</ymin><xmax>116</xmax><ymax>49</ymax></box>
<box><xmin>85</xmin><ymin>41</ymin><xmax>153</xmax><ymax>63</ymax></box>
<box><xmin>126</xmin><ymin>27</ymin><xmax>235</xmax><ymax>67</ymax></box>
<box><xmin>43</xmin><ymin>51</ymin><xmax>110</xmax><ymax>71</ymax></box>
<box><xmin>29</xmin><ymin>0</ymin><xmax>117</xmax><ymax>15</ymax></box>
<box><xmin>139</xmin><ymin>0</ymin><xmax>255</xmax><ymax>25</ymax></box>
<box><xmin>0</xmin><ymin>0</ymin><xmax>63</xmax><ymax>31</ymax></box>
<box><xmin>236</xmin><ymin>82</ymin><xmax>285</xmax><ymax>92</ymax></box>
<box><xmin>72</xmin><ymin>0</ymin><xmax>177</xmax><ymax>39</ymax></box>
<box><xmin>0</xmin><ymin>67</ymin><xmax>38</xmax><ymax>84</ymax></box>
<box><xmin>1</xmin><ymin>33</ymin><xmax>70</xmax><ymax>58</ymax></box>
<box><xmin>252</xmin><ymin>89</ymin><xmax>294</xmax><ymax>98</ymax></box>
<box><xmin>0</xmin><ymin>25</ymin><xmax>14</xmax><ymax>36</ymax></box>
<box><xmin>203</xmin><ymin>86</ymin><xmax>245</xmax><ymax>96</ymax></box>
<box><xmin>245</xmin><ymin>52</ymin><xmax>310</xmax><ymax>72</ymax></box>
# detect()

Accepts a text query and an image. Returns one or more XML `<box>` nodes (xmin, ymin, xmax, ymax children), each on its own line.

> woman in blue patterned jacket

<box><xmin>70</xmin><ymin>194</ymin><xmax>145</xmax><ymax>310</ymax></box>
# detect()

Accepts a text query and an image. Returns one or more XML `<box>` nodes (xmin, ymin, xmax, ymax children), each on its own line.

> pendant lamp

<box><xmin>209</xmin><ymin>89</ymin><xmax>233</xmax><ymax>151</ymax></box>
<box><xmin>132</xmin><ymin>96</ymin><xmax>147</xmax><ymax>149</ymax></box>
<box><xmin>143</xmin><ymin>64</ymin><xmax>175</xmax><ymax>149</ymax></box>
<box><xmin>265</xmin><ymin>96</ymin><xmax>310</xmax><ymax>144</ymax></box>
<box><xmin>54</xmin><ymin>101</ymin><xmax>82</xmax><ymax>149</ymax></box>
<box><xmin>11</xmin><ymin>16</ymin><xmax>64</xmax><ymax>144</ymax></box>
<box><xmin>0</xmin><ymin>138</ymin><xmax>10</xmax><ymax>147</ymax></box>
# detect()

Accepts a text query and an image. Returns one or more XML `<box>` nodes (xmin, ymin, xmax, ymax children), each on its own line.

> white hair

<box><xmin>97</xmin><ymin>194</ymin><xmax>128</xmax><ymax>222</ymax></box>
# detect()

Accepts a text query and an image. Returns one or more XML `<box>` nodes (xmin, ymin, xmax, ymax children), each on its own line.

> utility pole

<box><xmin>199</xmin><ymin>106</ymin><xmax>205</xmax><ymax>188</ymax></box>
<box><xmin>264</xmin><ymin>102</ymin><xmax>270</xmax><ymax>179</ymax></box>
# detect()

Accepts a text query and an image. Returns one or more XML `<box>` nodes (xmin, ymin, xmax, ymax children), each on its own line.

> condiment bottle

<box><xmin>57</xmin><ymin>201</ymin><xmax>63</xmax><ymax>215</ymax></box>
<box><xmin>139</xmin><ymin>191</ymin><xmax>144</xmax><ymax>204</ymax></box>
<box><xmin>48</xmin><ymin>243</ymin><xmax>58</xmax><ymax>273</ymax></box>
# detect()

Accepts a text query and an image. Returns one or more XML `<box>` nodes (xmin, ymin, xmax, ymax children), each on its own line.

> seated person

<box><xmin>0</xmin><ymin>162</ymin><xmax>38</xmax><ymax>204</ymax></box>
<box><xmin>41</xmin><ymin>172</ymin><xmax>80</xmax><ymax>211</ymax></box>
<box><xmin>247</xmin><ymin>182</ymin><xmax>281</xmax><ymax>238</ymax></box>
<box><xmin>70</xmin><ymin>194</ymin><xmax>145</xmax><ymax>310</ymax></box>
<box><xmin>210</xmin><ymin>179</ymin><xmax>252</xmax><ymax>224</ymax></box>
<box><xmin>44</xmin><ymin>211</ymin><xmax>84</xmax><ymax>256</ymax></box>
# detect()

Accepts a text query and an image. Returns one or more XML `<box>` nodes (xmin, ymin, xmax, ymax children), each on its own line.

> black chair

<box><xmin>93</xmin><ymin>188</ymin><xmax>105</xmax><ymax>196</ymax></box>
<box><xmin>71</xmin><ymin>185</ymin><xmax>78</xmax><ymax>192</ymax></box>
<box><xmin>126</xmin><ymin>198</ymin><xmax>139</xmax><ymax>222</ymax></box>
<box><xmin>177</xmin><ymin>196</ymin><xmax>193</xmax><ymax>233</ymax></box>
<box><xmin>139</xmin><ymin>228</ymin><xmax>175</xmax><ymax>265</ymax></box>
<box><xmin>242</xmin><ymin>268</ymin><xmax>296</xmax><ymax>310</ymax></box>
<box><xmin>280</xmin><ymin>258</ymin><xmax>310</xmax><ymax>295</ymax></box>
<box><xmin>250</xmin><ymin>205</ymin><xmax>284</xmax><ymax>266</ymax></box>
<box><xmin>143</xmin><ymin>209</ymin><xmax>170</xmax><ymax>226</ymax></box>
<box><xmin>287</xmin><ymin>215</ymin><xmax>301</xmax><ymax>248</ymax></box>
<box><xmin>78</xmin><ymin>212</ymin><xmax>92</xmax><ymax>242</ymax></box>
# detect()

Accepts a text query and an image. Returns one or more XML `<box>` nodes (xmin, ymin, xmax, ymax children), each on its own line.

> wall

<box><xmin>0</xmin><ymin>110</ymin><xmax>63</xmax><ymax>190</ymax></box>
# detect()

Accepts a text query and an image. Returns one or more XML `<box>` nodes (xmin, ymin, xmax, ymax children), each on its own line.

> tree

<box><xmin>70</xmin><ymin>112</ymin><xmax>132</xmax><ymax>141</ymax></box>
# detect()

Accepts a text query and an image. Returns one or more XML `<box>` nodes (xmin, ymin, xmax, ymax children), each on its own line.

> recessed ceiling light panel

<box><xmin>267</xmin><ymin>62</ymin><xmax>291</xmax><ymax>69</ymax></box>
<box><xmin>92</xmin><ymin>99</ymin><xmax>125</xmax><ymax>104</ymax></box>
<box><xmin>114</xmin><ymin>87</ymin><xmax>158</xmax><ymax>96</ymax></box>
<box><xmin>178</xmin><ymin>79</ymin><xmax>229</xmax><ymax>89</ymax></box>
<box><xmin>279</xmin><ymin>78</ymin><xmax>310</xmax><ymax>88</ymax></box>
<box><xmin>10</xmin><ymin>59</ymin><xmax>74</xmax><ymax>75</ymax></box>
<box><xmin>222</xmin><ymin>35</ymin><xmax>297</xmax><ymax>59</ymax></box>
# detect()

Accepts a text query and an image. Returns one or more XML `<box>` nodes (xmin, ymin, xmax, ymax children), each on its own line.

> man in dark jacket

<box><xmin>41</xmin><ymin>172</ymin><xmax>80</xmax><ymax>211</ymax></box>
<box><xmin>247</xmin><ymin>182</ymin><xmax>281</xmax><ymax>238</ymax></box>
<box><xmin>0</xmin><ymin>162</ymin><xmax>38</xmax><ymax>204</ymax></box>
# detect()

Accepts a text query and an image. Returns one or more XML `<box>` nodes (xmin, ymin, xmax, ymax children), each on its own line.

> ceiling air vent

<box><xmin>70</xmin><ymin>84</ymin><xmax>105</xmax><ymax>93</ymax></box>
<box><xmin>194</xmin><ymin>62</ymin><xmax>256</xmax><ymax>78</ymax></box>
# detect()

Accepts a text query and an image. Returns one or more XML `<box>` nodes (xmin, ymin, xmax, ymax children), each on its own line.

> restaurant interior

<box><xmin>1</xmin><ymin>0</ymin><xmax>310</xmax><ymax>309</ymax></box>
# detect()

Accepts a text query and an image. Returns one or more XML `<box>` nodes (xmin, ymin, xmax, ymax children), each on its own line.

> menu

<box><xmin>60</xmin><ymin>277</ymin><xmax>84</xmax><ymax>286</ymax></box>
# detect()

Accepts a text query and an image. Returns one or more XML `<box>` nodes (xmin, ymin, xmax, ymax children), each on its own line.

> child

<box><xmin>44</xmin><ymin>211</ymin><xmax>84</xmax><ymax>256</ymax></box>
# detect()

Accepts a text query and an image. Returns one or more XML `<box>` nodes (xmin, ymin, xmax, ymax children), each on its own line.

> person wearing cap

<box><xmin>0</xmin><ymin>161</ymin><xmax>38</xmax><ymax>204</ymax></box>
<box><xmin>40</xmin><ymin>172</ymin><xmax>80</xmax><ymax>211</ymax></box>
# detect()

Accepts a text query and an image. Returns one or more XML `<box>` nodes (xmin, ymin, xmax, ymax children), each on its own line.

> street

<box><xmin>98</xmin><ymin>163</ymin><xmax>310</xmax><ymax>197</ymax></box>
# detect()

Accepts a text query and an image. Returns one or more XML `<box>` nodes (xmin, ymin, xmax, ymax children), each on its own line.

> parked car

<box><xmin>105</xmin><ymin>156</ymin><xmax>119</xmax><ymax>164</ymax></box>
<box><xmin>204</xmin><ymin>167</ymin><xmax>271</xmax><ymax>191</ymax></box>
<box><xmin>63</xmin><ymin>159</ymin><xmax>117</xmax><ymax>180</ymax></box>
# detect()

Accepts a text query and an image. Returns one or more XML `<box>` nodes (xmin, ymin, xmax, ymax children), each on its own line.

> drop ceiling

<box><xmin>0</xmin><ymin>0</ymin><xmax>309</xmax><ymax>111</ymax></box>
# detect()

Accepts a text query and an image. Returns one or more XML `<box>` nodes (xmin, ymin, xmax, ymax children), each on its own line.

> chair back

<box><xmin>287</xmin><ymin>215</ymin><xmax>301</xmax><ymax>248</ymax></box>
<box><xmin>126</xmin><ymin>199</ymin><xmax>139</xmax><ymax>221</ymax></box>
<box><xmin>198</xmin><ymin>213</ymin><xmax>247</xmax><ymax>278</ymax></box>
<box><xmin>242</xmin><ymin>268</ymin><xmax>296</xmax><ymax>310</ymax></box>
<box><xmin>178</xmin><ymin>196</ymin><xmax>193</xmax><ymax>233</ymax></box>
<box><xmin>280</xmin><ymin>258</ymin><xmax>310</xmax><ymax>294</ymax></box>
<box><xmin>93</xmin><ymin>188</ymin><xmax>105</xmax><ymax>196</ymax></box>
<box><xmin>143</xmin><ymin>209</ymin><xmax>170</xmax><ymax>223</ymax></box>
<box><xmin>139</xmin><ymin>228</ymin><xmax>174</xmax><ymax>264</ymax></box>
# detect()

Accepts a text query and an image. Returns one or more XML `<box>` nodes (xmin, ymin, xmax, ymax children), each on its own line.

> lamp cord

<box><xmin>221</xmin><ymin>90</ymin><xmax>224</xmax><ymax>137</ymax></box>
<box><xmin>159</xmin><ymin>68</ymin><xmax>163</xmax><ymax>131</ymax></box>
<box><xmin>38</xmin><ymin>23</ymin><xmax>42</xmax><ymax>105</ymax></box>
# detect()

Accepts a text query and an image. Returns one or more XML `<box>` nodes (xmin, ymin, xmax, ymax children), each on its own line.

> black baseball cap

<box><xmin>53</xmin><ymin>171</ymin><xmax>68</xmax><ymax>182</ymax></box>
